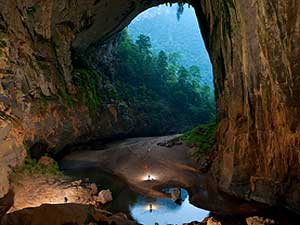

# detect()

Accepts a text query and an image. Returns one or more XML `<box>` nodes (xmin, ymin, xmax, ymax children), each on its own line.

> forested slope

<box><xmin>128</xmin><ymin>5</ymin><xmax>213</xmax><ymax>87</ymax></box>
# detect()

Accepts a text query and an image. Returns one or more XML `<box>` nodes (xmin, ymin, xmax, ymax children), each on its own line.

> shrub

<box><xmin>180</xmin><ymin>123</ymin><xmax>217</xmax><ymax>161</ymax></box>
<box><xmin>13</xmin><ymin>156</ymin><xmax>63</xmax><ymax>177</ymax></box>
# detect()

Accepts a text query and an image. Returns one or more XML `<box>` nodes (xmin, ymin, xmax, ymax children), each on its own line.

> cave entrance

<box><xmin>70</xmin><ymin>1</ymin><xmax>216</xmax><ymax>140</ymax></box>
<box><xmin>108</xmin><ymin>3</ymin><xmax>215</xmax><ymax>137</ymax></box>
<box><xmin>62</xmin><ymin>4</ymin><xmax>218</xmax><ymax>224</ymax></box>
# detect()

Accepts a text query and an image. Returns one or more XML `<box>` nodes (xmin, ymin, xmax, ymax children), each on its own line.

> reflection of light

<box><xmin>144</xmin><ymin>203</ymin><xmax>159</xmax><ymax>211</ymax></box>
<box><xmin>142</xmin><ymin>174</ymin><xmax>157</xmax><ymax>181</ymax></box>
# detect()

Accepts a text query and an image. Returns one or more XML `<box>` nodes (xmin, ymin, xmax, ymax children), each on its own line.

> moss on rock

<box><xmin>73</xmin><ymin>68</ymin><xmax>101</xmax><ymax>112</ymax></box>
<box><xmin>180</xmin><ymin>123</ymin><xmax>217</xmax><ymax>161</ymax></box>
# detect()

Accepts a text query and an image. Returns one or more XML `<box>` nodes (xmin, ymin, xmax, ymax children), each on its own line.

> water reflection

<box><xmin>60</xmin><ymin>167</ymin><xmax>208</xmax><ymax>225</ymax></box>
<box><xmin>129</xmin><ymin>189</ymin><xmax>208</xmax><ymax>225</ymax></box>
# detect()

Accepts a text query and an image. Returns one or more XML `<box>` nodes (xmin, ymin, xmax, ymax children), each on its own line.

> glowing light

<box><xmin>142</xmin><ymin>174</ymin><xmax>157</xmax><ymax>181</ymax></box>
<box><xmin>144</xmin><ymin>203</ymin><xmax>159</xmax><ymax>212</ymax></box>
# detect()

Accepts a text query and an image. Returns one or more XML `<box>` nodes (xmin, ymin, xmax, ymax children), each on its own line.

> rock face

<box><xmin>0</xmin><ymin>0</ymin><xmax>300</xmax><ymax>214</ymax></box>
<box><xmin>0</xmin><ymin>190</ymin><xmax>13</xmax><ymax>220</ymax></box>
<box><xmin>0</xmin><ymin>203</ymin><xmax>137</xmax><ymax>225</ymax></box>
<box><xmin>0</xmin><ymin>0</ymin><xmax>156</xmax><ymax>197</ymax></box>
<box><xmin>10</xmin><ymin>174</ymin><xmax>91</xmax><ymax>212</ymax></box>
<box><xmin>195</xmin><ymin>0</ymin><xmax>300</xmax><ymax>213</ymax></box>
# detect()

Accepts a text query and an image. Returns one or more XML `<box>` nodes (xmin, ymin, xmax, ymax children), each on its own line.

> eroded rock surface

<box><xmin>196</xmin><ymin>0</ymin><xmax>300</xmax><ymax>213</ymax></box>
<box><xmin>60</xmin><ymin>135</ymin><xmax>270</xmax><ymax>216</ymax></box>
<box><xmin>0</xmin><ymin>0</ymin><xmax>300</xmax><ymax>214</ymax></box>
<box><xmin>10</xmin><ymin>174</ymin><xmax>91</xmax><ymax>212</ymax></box>
<box><xmin>1</xmin><ymin>203</ymin><xmax>137</xmax><ymax>225</ymax></box>
<box><xmin>0</xmin><ymin>190</ymin><xmax>13</xmax><ymax>220</ymax></box>
<box><xmin>246</xmin><ymin>217</ymin><xmax>276</xmax><ymax>225</ymax></box>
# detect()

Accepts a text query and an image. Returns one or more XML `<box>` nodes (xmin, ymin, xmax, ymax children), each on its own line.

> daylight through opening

<box><xmin>68</xmin><ymin>4</ymin><xmax>215</xmax><ymax>225</ymax></box>
<box><xmin>112</xmin><ymin>4</ymin><xmax>215</xmax><ymax>137</ymax></box>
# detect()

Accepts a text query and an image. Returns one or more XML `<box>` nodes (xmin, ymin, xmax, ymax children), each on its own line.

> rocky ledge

<box><xmin>1</xmin><ymin>203</ymin><xmax>137</xmax><ymax>225</ymax></box>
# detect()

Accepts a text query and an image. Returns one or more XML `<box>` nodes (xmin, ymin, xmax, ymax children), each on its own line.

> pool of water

<box><xmin>130</xmin><ymin>188</ymin><xmax>209</xmax><ymax>225</ymax></box>
<box><xmin>61</xmin><ymin>167</ymin><xmax>209</xmax><ymax>225</ymax></box>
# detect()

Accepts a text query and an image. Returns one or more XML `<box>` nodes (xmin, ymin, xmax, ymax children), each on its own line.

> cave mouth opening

<box><xmin>71</xmin><ymin>3</ymin><xmax>215</xmax><ymax>140</ymax></box>
<box><xmin>114</xmin><ymin>3</ymin><xmax>215</xmax><ymax>137</ymax></box>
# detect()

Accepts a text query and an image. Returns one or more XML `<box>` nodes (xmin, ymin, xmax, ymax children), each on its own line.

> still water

<box><xmin>61</xmin><ymin>167</ymin><xmax>209</xmax><ymax>225</ymax></box>
<box><xmin>130</xmin><ymin>188</ymin><xmax>208</xmax><ymax>225</ymax></box>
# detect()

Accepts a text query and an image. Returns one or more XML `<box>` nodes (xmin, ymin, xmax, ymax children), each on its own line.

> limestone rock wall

<box><xmin>195</xmin><ymin>0</ymin><xmax>300</xmax><ymax>212</ymax></box>
<box><xmin>0</xmin><ymin>0</ymin><xmax>148</xmax><ymax>197</ymax></box>
<box><xmin>0</xmin><ymin>0</ymin><xmax>300</xmax><ymax>214</ymax></box>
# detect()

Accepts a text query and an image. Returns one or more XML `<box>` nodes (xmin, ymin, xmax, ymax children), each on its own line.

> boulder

<box><xmin>90</xmin><ymin>183</ymin><xmax>98</xmax><ymax>196</ymax></box>
<box><xmin>96</xmin><ymin>190</ymin><xmax>113</xmax><ymax>204</ymax></box>
<box><xmin>71</xmin><ymin>180</ymin><xmax>82</xmax><ymax>186</ymax></box>
<box><xmin>246</xmin><ymin>216</ymin><xmax>276</xmax><ymax>225</ymax></box>
<box><xmin>206</xmin><ymin>217</ymin><xmax>221</xmax><ymax>225</ymax></box>
<box><xmin>182</xmin><ymin>217</ymin><xmax>209</xmax><ymax>225</ymax></box>
<box><xmin>171</xmin><ymin>188</ymin><xmax>181</xmax><ymax>202</ymax></box>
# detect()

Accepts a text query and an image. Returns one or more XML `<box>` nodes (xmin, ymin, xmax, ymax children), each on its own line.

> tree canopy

<box><xmin>112</xmin><ymin>30</ymin><xmax>215</xmax><ymax>134</ymax></box>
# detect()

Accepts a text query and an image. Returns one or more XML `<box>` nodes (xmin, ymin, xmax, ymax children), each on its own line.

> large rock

<box><xmin>183</xmin><ymin>217</ymin><xmax>221</xmax><ymax>225</ymax></box>
<box><xmin>0</xmin><ymin>0</ymin><xmax>300</xmax><ymax>214</ymax></box>
<box><xmin>246</xmin><ymin>217</ymin><xmax>276</xmax><ymax>225</ymax></box>
<box><xmin>0</xmin><ymin>204</ymin><xmax>137</xmax><ymax>225</ymax></box>
<box><xmin>96</xmin><ymin>189</ymin><xmax>113</xmax><ymax>205</ymax></box>
<box><xmin>90</xmin><ymin>183</ymin><xmax>98</xmax><ymax>196</ymax></box>
<box><xmin>207</xmin><ymin>218</ymin><xmax>221</xmax><ymax>225</ymax></box>
<box><xmin>195</xmin><ymin>0</ymin><xmax>300</xmax><ymax>213</ymax></box>
<box><xmin>170</xmin><ymin>188</ymin><xmax>181</xmax><ymax>202</ymax></box>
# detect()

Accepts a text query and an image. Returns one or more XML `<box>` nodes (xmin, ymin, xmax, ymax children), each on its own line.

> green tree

<box><xmin>136</xmin><ymin>34</ymin><xmax>151</xmax><ymax>54</ymax></box>
<box><xmin>157</xmin><ymin>50</ymin><xmax>168</xmax><ymax>79</ymax></box>
<box><xmin>177</xmin><ymin>66</ymin><xmax>189</xmax><ymax>87</ymax></box>
<box><xmin>189</xmin><ymin>65</ymin><xmax>201</xmax><ymax>82</ymax></box>
<box><xmin>113</xmin><ymin>31</ymin><xmax>216</xmax><ymax>135</ymax></box>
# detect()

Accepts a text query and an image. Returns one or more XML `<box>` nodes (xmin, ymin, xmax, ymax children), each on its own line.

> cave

<box><xmin>0</xmin><ymin>0</ymin><xmax>300</xmax><ymax>224</ymax></box>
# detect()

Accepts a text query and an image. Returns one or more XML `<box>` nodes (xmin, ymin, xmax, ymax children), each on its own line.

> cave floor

<box><xmin>60</xmin><ymin>135</ymin><xmax>203</xmax><ymax>198</ymax></box>
<box><xmin>59</xmin><ymin>135</ymin><xmax>268</xmax><ymax>215</ymax></box>
<box><xmin>5</xmin><ymin>136</ymin><xmax>300</xmax><ymax>225</ymax></box>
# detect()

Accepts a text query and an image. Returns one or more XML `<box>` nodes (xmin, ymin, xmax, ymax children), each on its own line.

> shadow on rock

<box><xmin>0</xmin><ymin>189</ymin><xmax>14</xmax><ymax>221</ymax></box>
<box><xmin>0</xmin><ymin>203</ymin><xmax>138</xmax><ymax>225</ymax></box>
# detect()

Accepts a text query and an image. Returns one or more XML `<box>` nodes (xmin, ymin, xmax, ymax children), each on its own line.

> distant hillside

<box><xmin>128</xmin><ymin>5</ymin><xmax>213</xmax><ymax>87</ymax></box>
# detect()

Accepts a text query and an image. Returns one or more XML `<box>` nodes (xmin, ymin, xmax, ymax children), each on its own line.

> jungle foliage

<box><xmin>128</xmin><ymin>5</ymin><xmax>213</xmax><ymax>87</ymax></box>
<box><xmin>112</xmin><ymin>30</ymin><xmax>215</xmax><ymax>134</ymax></box>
